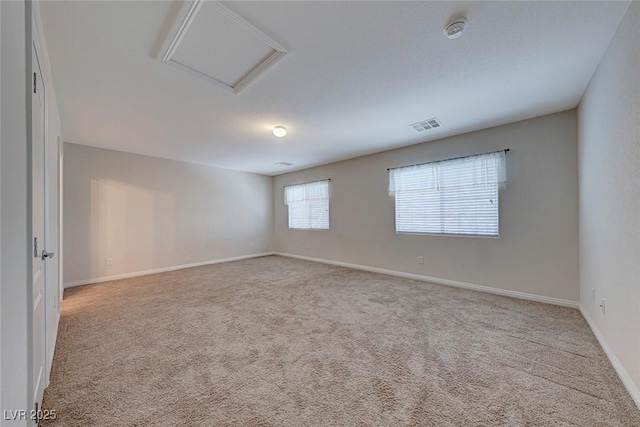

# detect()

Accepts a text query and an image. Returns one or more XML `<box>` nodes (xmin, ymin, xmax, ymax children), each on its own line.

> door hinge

<box><xmin>34</xmin><ymin>237</ymin><xmax>38</xmax><ymax>258</ymax></box>
<box><xmin>33</xmin><ymin>72</ymin><xmax>37</xmax><ymax>94</ymax></box>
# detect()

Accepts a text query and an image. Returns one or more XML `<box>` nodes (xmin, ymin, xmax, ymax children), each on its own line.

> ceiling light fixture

<box><xmin>444</xmin><ymin>18</ymin><xmax>467</xmax><ymax>39</ymax></box>
<box><xmin>272</xmin><ymin>126</ymin><xmax>287</xmax><ymax>138</ymax></box>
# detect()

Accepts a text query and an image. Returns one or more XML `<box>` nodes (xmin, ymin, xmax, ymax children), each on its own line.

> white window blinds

<box><xmin>389</xmin><ymin>151</ymin><xmax>506</xmax><ymax>236</ymax></box>
<box><xmin>284</xmin><ymin>180</ymin><xmax>330</xmax><ymax>230</ymax></box>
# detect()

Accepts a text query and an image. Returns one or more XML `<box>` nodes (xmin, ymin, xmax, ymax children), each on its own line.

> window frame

<box><xmin>284</xmin><ymin>179</ymin><xmax>330</xmax><ymax>231</ymax></box>
<box><xmin>389</xmin><ymin>151</ymin><xmax>506</xmax><ymax>238</ymax></box>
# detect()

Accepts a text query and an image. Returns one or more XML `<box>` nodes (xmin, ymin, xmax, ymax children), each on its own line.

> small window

<box><xmin>389</xmin><ymin>151</ymin><xmax>506</xmax><ymax>237</ymax></box>
<box><xmin>284</xmin><ymin>180</ymin><xmax>330</xmax><ymax>230</ymax></box>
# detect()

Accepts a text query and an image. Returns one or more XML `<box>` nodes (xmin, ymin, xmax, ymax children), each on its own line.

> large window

<box><xmin>284</xmin><ymin>179</ymin><xmax>330</xmax><ymax>230</ymax></box>
<box><xmin>389</xmin><ymin>151</ymin><xmax>506</xmax><ymax>237</ymax></box>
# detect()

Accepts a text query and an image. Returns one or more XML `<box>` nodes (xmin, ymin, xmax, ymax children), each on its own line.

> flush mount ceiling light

<box><xmin>444</xmin><ymin>18</ymin><xmax>467</xmax><ymax>39</ymax></box>
<box><xmin>272</xmin><ymin>126</ymin><xmax>287</xmax><ymax>137</ymax></box>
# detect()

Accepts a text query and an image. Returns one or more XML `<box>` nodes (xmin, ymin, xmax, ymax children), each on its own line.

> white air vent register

<box><xmin>410</xmin><ymin>118</ymin><xmax>442</xmax><ymax>132</ymax></box>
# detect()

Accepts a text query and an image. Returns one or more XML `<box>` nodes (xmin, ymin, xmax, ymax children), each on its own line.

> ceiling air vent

<box><xmin>410</xmin><ymin>118</ymin><xmax>441</xmax><ymax>132</ymax></box>
<box><xmin>275</xmin><ymin>161</ymin><xmax>293</xmax><ymax>167</ymax></box>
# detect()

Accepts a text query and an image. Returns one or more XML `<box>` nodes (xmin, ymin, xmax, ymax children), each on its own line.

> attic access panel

<box><xmin>160</xmin><ymin>0</ymin><xmax>288</xmax><ymax>94</ymax></box>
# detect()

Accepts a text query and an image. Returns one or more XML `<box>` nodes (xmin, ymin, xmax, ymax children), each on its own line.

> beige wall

<box><xmin>578</xmin><ymin>2</ymin><xmax>640</xmax><ymax>403</ymax></box>
<box><xmin>274</xmin><ymin>111</ymin><xmax>579</xmax><ymax>302</ymax></box>
<box><xmin>63</xmin><ymin>144</ymin><xmax>273</xmax><ymax>285</ymax></box>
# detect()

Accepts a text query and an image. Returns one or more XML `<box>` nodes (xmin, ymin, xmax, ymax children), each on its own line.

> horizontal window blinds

<box><xmin>284</xmin><ymin>180</ymin><xmax>330</xmax><ymax>230</ymax></box>
<box><xmin>389</xmin><ymin>151</ymin><xmax>506</xmax><ymax>236</ymax></box>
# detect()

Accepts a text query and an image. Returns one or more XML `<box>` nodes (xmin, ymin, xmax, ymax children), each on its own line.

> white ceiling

<box><xmin>40</xmin><ymin>1</ymin><xmax>629</xmax><ymax>175</ymax></box>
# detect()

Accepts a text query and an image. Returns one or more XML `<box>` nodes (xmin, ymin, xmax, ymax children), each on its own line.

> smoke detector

<box><xmin>275</xmin><ymin>161</ymin><xmax>293</xmax><ymax>167</ymax></box>
<box><xmin>444</xmin><ymin>18</ymin><xmax>467</xmax><ymax>39</ymax></box>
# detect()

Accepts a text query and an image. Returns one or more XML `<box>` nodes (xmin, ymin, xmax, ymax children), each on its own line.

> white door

<box><xmin>32</xmin><ymin>42</ymin><xmax>48</xmax><ymax>409</ymax></box>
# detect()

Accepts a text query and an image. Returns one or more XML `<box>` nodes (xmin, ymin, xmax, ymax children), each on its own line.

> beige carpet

<box><xmin>42</xmin><ymin>255</ymin><xmax>640</xmax><ymax>426</ymax></box>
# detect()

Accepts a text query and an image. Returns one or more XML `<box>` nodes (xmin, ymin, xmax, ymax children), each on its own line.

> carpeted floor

<box><xmin>42</xmin><ymin>255</ymin><xmax>640</xmax><ymax>426</ymax></box>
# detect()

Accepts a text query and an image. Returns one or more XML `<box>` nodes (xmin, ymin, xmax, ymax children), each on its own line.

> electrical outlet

<box><xmin>250</xmin><ymin>242</ymin><xmax>255</xmax><ymax>248</ymax></box>
<box><xmin>304</xmin><ymin>243</ymin><xmax>310</xmax><ymax>249</ymax></box>
<box><xmin>106</xmin><ymin>257</ymin><xmax>113</xmax><ymax>266</ymax></box>
<box><xmin>600</xmin><ymin>299</ymin><xmax>606</xmax><ymax>315</ymax></box>
<box><xmin>592</xmin><ymin>288</ymin><xmax>595</xmax><ymax>303</ymax></box>
<box><xmin>418</xmin><ymin>256</ymin><xmax>424</xmax><ymax>264</ymax></box>
<box><xmin>240</xmin><ymin>242</ymin><xmax>244</xmax><ymax>249</ymax></box>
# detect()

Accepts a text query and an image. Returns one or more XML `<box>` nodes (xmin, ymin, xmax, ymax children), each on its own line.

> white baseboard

<box><xmin>579</xmin><ymin>304</ymin><xmax>640</xmax><ymax>409</ymax></box>
<box><xmin>274</xmin><ymin>252</ymin><xmax>578</xmax><ymax>308</ymax></box>
<box><xmin>64</xmin><ymin>252</ymin><xmax>275</xmax><ymax>288</ymax></box>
